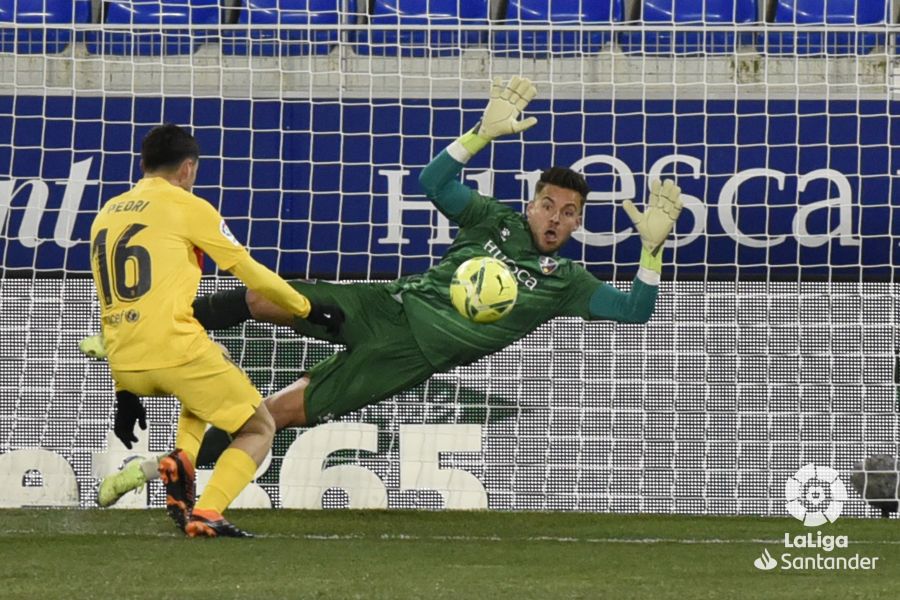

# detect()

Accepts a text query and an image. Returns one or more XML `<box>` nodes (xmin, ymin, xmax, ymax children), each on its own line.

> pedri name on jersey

<box><xmin>483</xmin><ymin>239</ymin><xmax>538</xmax><ymax>291</ymax></box>
<box><xmin>105</xmin><ymin>199</ymin><xmax>150</xmax><ymax>214</ymax></box>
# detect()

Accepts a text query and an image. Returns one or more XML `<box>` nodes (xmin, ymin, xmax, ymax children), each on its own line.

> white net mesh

<box><xmin>0</xmin><ymin>9</ymin><xmax>897</xmax><ymax>515</ymax></box>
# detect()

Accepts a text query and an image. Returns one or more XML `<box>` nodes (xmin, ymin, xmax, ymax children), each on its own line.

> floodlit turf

<box><xmin>0</xmin><ymin>509</ymin><xmax>898</xmax><ymax>599</ymax></box>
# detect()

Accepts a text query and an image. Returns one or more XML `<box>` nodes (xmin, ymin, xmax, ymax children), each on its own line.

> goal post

<box><xmin>0</xmin><ymin>20</ymin><xmax>897</xmax><ymax>515</ymax></box>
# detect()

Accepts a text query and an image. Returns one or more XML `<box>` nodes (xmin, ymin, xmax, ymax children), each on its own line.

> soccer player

<box><xmin>89</xmin><ymin>124</ymin><xmax>340</xmax><ymax>536</ymax></box>
<box><xmin>95</xmin><ymin>78</ymin><xmax>682</xmax><ymax>501</ymax></box>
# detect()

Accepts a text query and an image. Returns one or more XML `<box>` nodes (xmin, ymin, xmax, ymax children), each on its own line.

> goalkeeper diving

<box><xmin>91</xmin><ymin>77</ymin><xmax>684</xmax><ymax>505</ymax></box>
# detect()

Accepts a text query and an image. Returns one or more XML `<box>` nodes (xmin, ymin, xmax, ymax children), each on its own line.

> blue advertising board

<box><xmin>0</xmin><ymin>96</ymin><xmax>897</xmax><ymax>278</ymax></box>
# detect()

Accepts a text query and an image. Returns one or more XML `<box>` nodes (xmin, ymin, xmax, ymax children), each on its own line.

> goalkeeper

<box><xmin>93</xmin><ymin>77</ymin><xmax>683</xmax><ymax>500</ymax></box>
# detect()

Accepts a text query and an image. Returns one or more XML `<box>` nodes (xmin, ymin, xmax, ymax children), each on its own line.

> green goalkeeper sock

<box><xmin>196</xmin><ymin>427</ymin><xmax>234</xmax><ymax>468</ymax></box>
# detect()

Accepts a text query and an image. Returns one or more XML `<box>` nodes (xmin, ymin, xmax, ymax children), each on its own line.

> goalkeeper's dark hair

<box><xmin>536</xmin><ymin>167</ymin><xmax>590</xmax><ymax>208</ymax></box>
<box><xmin>141</xmin><ymin>123</ymin><xmax>200</xmax><ymax>172</ymax></box>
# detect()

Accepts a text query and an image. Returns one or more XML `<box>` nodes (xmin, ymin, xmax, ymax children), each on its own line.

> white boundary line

<box><xmin>2</xmin><ymin>529</ymin><xmax>899</xmax><ymax>546</ymax></box>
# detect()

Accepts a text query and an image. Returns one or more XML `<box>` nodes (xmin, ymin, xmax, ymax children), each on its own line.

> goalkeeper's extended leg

<box><xmin>191</xmin><ymin>287</ymin><xmax>253</xmax><ymax>329</ymax></box>
<box><xmin>196</xmin><ymin>286</ymin><xmax>345</xmax><ymax>343</ymax></box>
<box><xmin>80</xmin><ymin>284</ymin><xmax>333</xmax><ymax>361</ymax></box>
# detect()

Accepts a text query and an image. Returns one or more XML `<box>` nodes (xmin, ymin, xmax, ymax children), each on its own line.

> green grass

<box><xmin>0</xmin><ymin>509</ymin><xmax>898</xmax><ymax>599</ymax></box>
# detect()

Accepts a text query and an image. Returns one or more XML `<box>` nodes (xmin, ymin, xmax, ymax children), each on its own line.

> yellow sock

<box><xmin>176</xmin><ymin>437</ymin><xmax>200</xmax><ymax>468</ymax></box>
<box><xmin>194</xmin><ymin>447</ymin><xmax>257</xmax><ymax>514</ymax></box>
<box><xmin>174</xmin><ymin>410</ymin><xmax>205</xmax><ymax>467</ymax></box>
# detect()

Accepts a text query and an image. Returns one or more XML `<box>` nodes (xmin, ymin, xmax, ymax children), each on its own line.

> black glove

<box><xmin>306</xmin><ymin>303</ymin><xmax>345</xmax><ymax>336</ymax></box>
<box><xmin>114</xmin><ymin>390</ymin><xmax>147</xmax><ymax>449</ymax></box>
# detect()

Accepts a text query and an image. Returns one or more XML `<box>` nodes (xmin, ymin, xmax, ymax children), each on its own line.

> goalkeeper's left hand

<box><xmin>623</xmin><ymin>179</ymin><xmax>684</xmax><ymax>257</ymax></box>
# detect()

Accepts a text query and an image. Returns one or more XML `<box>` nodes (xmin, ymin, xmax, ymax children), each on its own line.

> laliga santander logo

<box><xmin>785</xmin><ymin>464</ymin><xmax>848</xmax><ymax>527</ymax></box>
<box><xmin>753</xmin><ymin>463</ymin><xmax>878</xmax><ymax>572</ymax></box>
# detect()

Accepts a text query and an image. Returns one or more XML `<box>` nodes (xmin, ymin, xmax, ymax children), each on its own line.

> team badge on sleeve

<box><xmin>539</xmin><ymin>256</ymin><xmax>558</xmax><ymax>275</ymax></box>
<box><xmin>219</xmin><ymin>220</ymin><xmax>240</xmax><ymax>246</ymax></box>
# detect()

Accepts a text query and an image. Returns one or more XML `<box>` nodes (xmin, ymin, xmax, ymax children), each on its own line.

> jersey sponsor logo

<box><xmin>219</xmin><ymin>220</ymin><xmax>240</xmax><ymax>246</ymax></box>
<box><xmin>539</xmin><ymin>256</ymin><xmax>558</xmax><ymax>275</ymax></box>
<box><xmin>483</xmin><ymin>239</ymin><xmax>538</xmax><ymax>290</ymax></box>
<box><xmin>102</xmin><ymin>309</ymin><xmax>142</xmax><ymax>326</ymax></box>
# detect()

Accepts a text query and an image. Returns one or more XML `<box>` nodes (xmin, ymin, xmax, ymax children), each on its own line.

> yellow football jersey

<box><xmin>90</xmin><ymin>177</ymin><xmax>248</xmax><ymax>371</ymax></box>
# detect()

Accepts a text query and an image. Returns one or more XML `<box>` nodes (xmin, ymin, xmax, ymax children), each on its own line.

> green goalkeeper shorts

<box><xmin>288</xmin><ymin>280</ymin><xmax>436</xmax><ymax>424</ymax></box>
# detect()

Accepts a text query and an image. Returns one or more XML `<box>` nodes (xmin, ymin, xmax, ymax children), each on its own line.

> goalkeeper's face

<box><xmin>526</xmin><ymin>184</ymin><xmax>583</xmax><ymax>253</ymax></box>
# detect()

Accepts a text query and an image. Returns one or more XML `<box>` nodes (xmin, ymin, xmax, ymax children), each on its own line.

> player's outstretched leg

<box><xmin>97</xmin><ymin>456</ymin><xmax>148</xmax><ymax>508</ymax></box>
<box><xmin>158</xmin><ymin>449</ymin><xmax>196</xmax><ymax>532</ymax></box>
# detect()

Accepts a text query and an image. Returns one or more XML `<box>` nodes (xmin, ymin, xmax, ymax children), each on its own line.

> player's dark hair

<box><xmin>535</xmin><ymin>167</ymin><xmax>590</xmax><ymax>208</ymax></box>
<box><xmin>141</xmin><ymin>124</ymin><xmax>200</xmax><ymax>172</ymax></box>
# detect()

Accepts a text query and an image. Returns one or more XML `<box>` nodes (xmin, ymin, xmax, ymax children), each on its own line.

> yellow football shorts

<box><xmin>112</xmin><ymin>340</ymin><xmax>261</xmax><ymax>434</ymax></box>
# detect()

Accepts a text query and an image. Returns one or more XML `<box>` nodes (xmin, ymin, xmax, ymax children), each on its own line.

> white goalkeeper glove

<box><xmin>456</xmin><ymin>76</ymin><xmax>538</xmax><ymax>157</ymax></box>
<box><xmin>622</xmin><ymin>179</ymin><xmax>683</xmax><ymax>272</ymax></box>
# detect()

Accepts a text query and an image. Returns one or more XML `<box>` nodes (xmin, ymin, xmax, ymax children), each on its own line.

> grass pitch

<box><xmin>1</xmin><ymin>509</ymin><xmax>898</xmax><ymax>599</ymax></box>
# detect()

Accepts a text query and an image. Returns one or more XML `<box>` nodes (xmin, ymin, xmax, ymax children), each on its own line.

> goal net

<box><xmin>0</xmin><ymin>13</ymin><xmax>896</xmax><ymax>516</ymax></box>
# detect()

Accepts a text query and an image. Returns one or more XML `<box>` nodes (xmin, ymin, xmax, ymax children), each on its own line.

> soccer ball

<box><xmin>850</xmin><ymin>454</ymin><xmax>899</xmax><ymax>517</ymax></box>
<box><xmin>449</xmin><ymin>257</ymin><xmax>518</xmax><ymax>323</ymax></box>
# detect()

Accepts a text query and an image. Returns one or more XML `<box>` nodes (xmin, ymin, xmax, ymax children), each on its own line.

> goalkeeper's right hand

<box><xmin>622</xmin><ymin>179</ymin><xmax>684</xmax><ymax>258</ymax></box>
<box><xmin>457</xmin><ymin>76</ymin><xmax>538</xmax><ymax>156</ymax></box>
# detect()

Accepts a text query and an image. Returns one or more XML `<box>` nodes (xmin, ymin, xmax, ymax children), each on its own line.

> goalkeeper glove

<box><xmin>307</xmin><ymin>303</ymin><xmax>345</xmax><ymax>336</ymax></box>
<box><xmin>113</xmin><ymin>390</ymin><xmax>146</xmax><ymax>450</ymax></box>
<box><xmin>457</xmin><ymin>76</ymin><xmax>538</xmax><ymax>156</ymax></box>
<box><xmin>623</xmin><ymin>179</ymin><xmax>684</xmax><ymax>262</ymax></box>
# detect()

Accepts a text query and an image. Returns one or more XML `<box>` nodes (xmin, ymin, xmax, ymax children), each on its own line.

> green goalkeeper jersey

<box><xmin>386</xmin><ymin>151</ymin><xmax>659</xmax><ymax>371</ymax></box>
